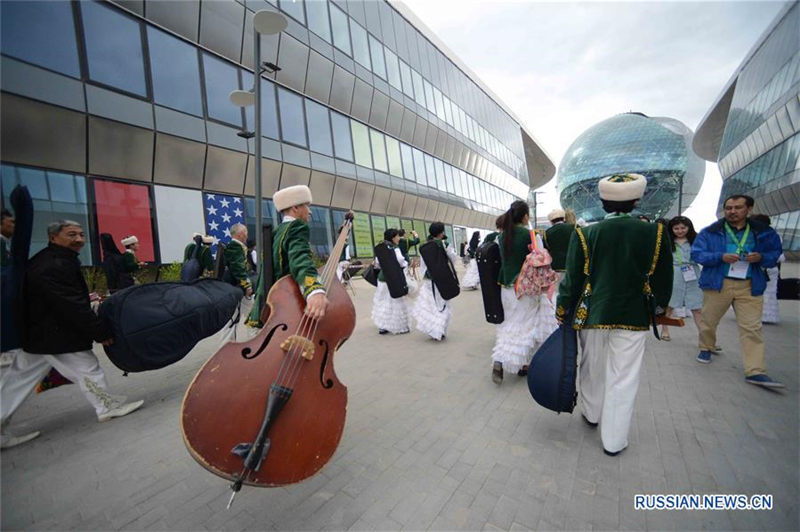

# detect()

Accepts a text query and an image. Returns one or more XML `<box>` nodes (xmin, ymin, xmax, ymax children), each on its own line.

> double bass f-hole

<box><xmin>241</xmin><ymin>323</ymin><xmax>288</xmax><ymax>359</ymax></box>
<box><xmin>318</xmin><ymin>339</ymin><xmax>333</xmax><ymax>389</ymax></box>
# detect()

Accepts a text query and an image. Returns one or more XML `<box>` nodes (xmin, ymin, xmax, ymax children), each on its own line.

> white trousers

<box><xmin>1</xmin><ymin>350</ymin><xmax>119</xmax><ymax>424</ymax></box>
<box><xmin>578</xmin><ymin>329</ymin><xmax>647</xmax><ymax>453</ymax></box>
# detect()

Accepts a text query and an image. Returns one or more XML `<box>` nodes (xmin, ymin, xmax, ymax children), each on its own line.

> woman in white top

<box><xmin>371</xmin><ymin>228</ymin><xmax>411</xmax><ymax>334</ymax></box>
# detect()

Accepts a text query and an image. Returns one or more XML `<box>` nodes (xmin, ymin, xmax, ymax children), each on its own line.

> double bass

<box><xmin>181</xmin><ymin>213</ymin><xmax>356</xmax><ymax>507</ymax></box>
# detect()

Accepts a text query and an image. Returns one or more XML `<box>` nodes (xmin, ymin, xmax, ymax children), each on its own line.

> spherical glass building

<box><xmin>557</xmin><ymin>113</ymin><xmax>705</xmax><ymax>222</ymax></box>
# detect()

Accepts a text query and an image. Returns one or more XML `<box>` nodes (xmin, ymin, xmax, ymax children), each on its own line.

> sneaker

<box><xmin>378</xmin><ymin>329</ymin><xmax>389</xmax><ymax>335</ymax></box>
<box><xmin>714</xmin><ymin>345</ymin><xmax>723</xmax><ymax>354</ymax></box>
<box><xmin>603</xmin><ymin>446</ymin><xmax>627</xmax><ymax>457</ymax></box>
<box><xmin>697</xmin><ymin>350</ymin><xmax>712</xmax><ymax>364</ymax></box>
<box><xmin>492</xmin><ymin>362</ymin><xmax>503</xmax><ymax>384</ymax></box>
<box><xmin>1</xmin><ymin>430</ymin><xmax>41</xmax><ymax>450</ymax></box>
<box><xmin>98</xmin><ymin>400</ymin><xmax>144</xmax><ymax>422</ymax></box>
<box><xmin>745</xmin><ymin>374</ymin><xmax>785</xmax><ymax>389</ymax></box>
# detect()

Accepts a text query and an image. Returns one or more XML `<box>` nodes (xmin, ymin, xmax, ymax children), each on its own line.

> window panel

<box><xmin>413</xmin><ymin>148</ymin><xmax>427</xmax><ymax>186</ymax></box>
<box><xmin>306</xmin><ymin>0</ymin><xmax>331</xmax><ymax>42</ymax></box>
<box><xmin>433</xmin><ymin>158</ymin><xmax>446</xmax><ymax>190</ymax></box>
<box><xmin>384</xmin><ymin>48</ymin><xmax>402</xmax><ymax>90</ymax></box>
<box><xmin>147</xmin><ymin>26</ymin><xmax>202</xmax><ymax>116</ymax></box>
<box><xmin>81</xmin><ymin>1</ymin><xmax>146</xmax><ymax>96</ymax></box>
<box><xmin>369</xmin><ymin>34</ymin><xmax>386</xmax><ymax>80</ymax></box>
<box><xmin>331</xmin><ymin>111</ymin><xmax>354</xmax><ymax>161</ymax></box>
<box><xmin>94</xmin><ymin>178</ymin><xmax>156</xmax><ymax>262</ymax></box>
<box><xmin>411</xmin><ymin>69</ymin><xmax>425</xmax><ymax>107</ymax></box>
<box><xmin>351</xmin><ymin>121</ymin><xmax>372</xmax><ymax>167</ymax></box>
<box><xmin>423</xmin><ymin>79</ymin><xmax>436</xmax><ymax>113</ymax></box>
<box><xmin>385</xmin><ymin>137</ymin><xmax>402</xmax><ymax>177</ymax></box>
<box><xmin>433</xmin><ymin>87</ymin><xmax>445</xmax><ymax>121</ymax></box>
<box><xmin>0</xmin><ymin>1</ymin><xmax>80</xmax><ymax>78</ymax></box>
<box><xmin>399</xmin><ymin>60</ymin><xmax>414</xmax><ymax>98</ymax></box>
<box><xmin>444</xmin><ymin>164</ymin><xmax>454</xmax><ymax>194</ymax></box>
<box><xmin>279</xmin><ymin>0</ymin><xmax>306</xmax><ymax>26</ymax></box>
<box><xmin>204</xmin><ymin>53</ymin><xmax>243</xmax><ymax>126</ymax></box>
<box><xmin>1</xmin><ymin>165</ymin><xmax>92</xmax><ymax>264</ymax></box>
<box><xmin>350</xmin><ymin>21</ymin><xmax>371</xmax><ymax>69</ymax></box>
<box><xmin>330</xmin><ymin>4</ymin><xmax>351</xmax><ymax>56</ymax></box>
<box><xmin>370</xmin><ymin>129</ymin><xmax>388</xmax><ymax>172</ymax></box>
<box><xmin>424</xmin><ymin>154</ymin><xmax>436</xmax><ymax>189</ymax></box>
<box><xmin>305</xmin><ymin>99</ymin><xmax>333</xmax><ymax>156</ymax></box>
<box><xmin>277</xmin><ymin>87</ymin><xmax>307</xmax><ymax>147</ymax></box>
<box><xmin>309</xmin><ymin>205</ymin><xmax>332</xmax><ymax>257</ymax></box>
<box><xmin>400</xmin><ymin>144</ymin><xmax>415</xmax><ymax>181</ymax></box>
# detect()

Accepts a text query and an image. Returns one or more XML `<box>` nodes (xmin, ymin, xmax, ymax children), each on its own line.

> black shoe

<box><xmin>517</xmin><ymin>367</ymin><xmax>528</xmax><ymax>377</ymax></box>
<box><xmin>378</xmin><ymin>329</ymin><xmax>389</xmax><ymax>335</ymax></box>
<box><xmin>582</xmin><ymin>414</ymin><xmax>598</xmax><ymax>428</ymax></box>
<box><xmin>603</xmin><ymin>446</ymin><xmax>626</xmax><ymax>457</ymax></box>
<box><xmin>492</xmin><ymin>362</ymin><xmax>503</xmax><ymax>384</ymax></box>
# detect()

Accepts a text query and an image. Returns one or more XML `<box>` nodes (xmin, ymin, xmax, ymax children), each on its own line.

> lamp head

<box><xmin>229</xmin><ymin>89</ymin><xmax>255</xmax><ymax>108</ymax></box>
<box><xmin>253</xmin><ymin>10</ymin><xmax>288</xmax><ymax>35</ymax></box>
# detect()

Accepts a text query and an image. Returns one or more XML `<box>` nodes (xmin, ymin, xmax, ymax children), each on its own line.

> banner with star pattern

<box><xmin>203</xmin><ymin>192</ymin><xmax>245</xmax><ymax>258</ymax></box>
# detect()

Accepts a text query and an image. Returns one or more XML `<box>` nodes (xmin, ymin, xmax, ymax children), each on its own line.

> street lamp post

<box><xmin>230</xmin><ymin>9</ymin><xmax>287</xmax><ymax>273</ymax></box>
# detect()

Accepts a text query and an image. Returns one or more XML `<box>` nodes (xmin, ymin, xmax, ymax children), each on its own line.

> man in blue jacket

<box><xmin>691</xmin><ymin>194</ymin><xmax>783</xmax><ymax>388</ymax></box>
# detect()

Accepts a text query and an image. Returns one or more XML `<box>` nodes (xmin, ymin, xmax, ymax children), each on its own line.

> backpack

<box><xmin>514</xmin><ymin>230</ymin><xmax>559</xmax><ymax>299</ymax></box>
<box><xmin>180</xmin><ymin>235</ymin><xmax>204</xmax><ymax>282</ymax></box>
<box><xmin>98</xmin><ymin>278</ymin><xmax>242</xmax><ymax>373</ymax></box>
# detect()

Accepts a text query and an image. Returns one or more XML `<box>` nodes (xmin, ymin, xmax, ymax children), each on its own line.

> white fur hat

<box><xmin>121</xmin><ymin>235</ymin><xmax>138</xmax><ymax>247</ymax></box>
<box><xmin>273</xmin><ymin>185</ymin><xmax>312</xmax><ymax>212</ymax></box>
<box><xmin>547</xmin><ymin>208</ymin><xmax>566</xmax><ymax>222</ymax></box>
<box><xmin>598</xmin><ymin>173</ymin><xmax>647</xmax><ymax>201</ymax></box>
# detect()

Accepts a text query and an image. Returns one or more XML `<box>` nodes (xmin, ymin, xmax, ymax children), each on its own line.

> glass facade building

<box><xmin>693</xmin><ymin>2</ymin><xmax>800</xmax><ymax>259</ymax></box>
<box><xmin>0</xmin><ymin>0</ymin><xmax>553</xmax><ymax>264</ymax></box>
<box><xmin>557</xmin><ymin>112</ymin><xmax>705</xmax><ymax>223</ymax></box>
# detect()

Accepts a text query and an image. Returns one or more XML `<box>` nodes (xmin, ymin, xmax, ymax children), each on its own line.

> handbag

<box><xmin>514</xmin><ymin>230</ymin><xmax>559</xmax><ymax>299</ymax></box>
<box><xmin>362</xmin><ymin>263</ymin><xmax>379</xmax><ymax>286</ymax></box>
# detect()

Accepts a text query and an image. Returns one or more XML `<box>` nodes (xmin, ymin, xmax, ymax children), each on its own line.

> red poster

<box><xmin>93</xmin><ymin>179</ymin><xmax>155</xmax><ymax>262</ymax></box>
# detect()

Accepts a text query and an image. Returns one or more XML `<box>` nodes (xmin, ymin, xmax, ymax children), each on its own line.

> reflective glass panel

<box><xmin>399</xmin><ymin>60</ymin><xmax>414</xmax><ymax>98</ymax></box>
<box><xmin>278</xmin><ymin>87</ymin><xmax>307</xmax><ymax>147</ymax></box>
<box><xmin>351</xmin><ymin>121</ymin><xmax>372</xmax><ymax>167</ymax></box>
<box><xmin>279</xmin><ymin>0</ymin><xmax>306</xmax><ymax>26</ymax></box>
<box><xmin>411</xmin><ymin>70</ymin><xmax>425</xmax><ymax>107</ymax></box>
<box><xmin>243</xmin><ymin>74</ymin><xmax>281</xmax><ymax>140</ymax></box>
<box><xmin>413</xmin><ymin>148</ymin><xmax>427</xmax><ymax>186</ymax></box>
<box><xmin>94</xmin><ymin>179</ymin><xmax>156</xmax><ymax>262</ymax></box>
<box><xmin>424</xmin><ymin>154</ymin><xmax>436</xmax><ymax>188</ymax></box>
<box><xmin>244</xmin><ymin>198</ymin><xmax>277</xmax><ymax>237</ymax></box>
<box><xmin>203</xmin><ymin>53</ymin><xmax>243</xmax><ymax>126</ymax></box>
<box><xmin>385</xmin><ymin>137</ymin><xmax>402</xmax><ymax>177</ymax></box>
<box><xmin>147</xmin><ymin>26</ymin><xmax>202</xmax><ymax>116</ymax></box>
<box><xmin>81</xmin><ymin>1</ymin><xmax>146</xmax><ymax>96</ymax></box>
<box><xmin>423</xmin><ymin>79</ymin><xmax>435</xmax><ymax>112</ymax></box>
<box><xmin>384</xmin><ymin>48</ymin><xmax>402</xmax><ymax>90</ymax></box>
<box><xmin>400</xmin><ymin>144</ymin><xmax>415</xmax><ymax>181</ymax></box>
<box><xmin>330</xmin><ymin>4</ymin><xmax>351</xmax><ymax>56</ymax></box>
<box><xmin>350</xmin><ymin>21</ymin><xmax>371</xmax><ymax>69</ymax></box>
<box><xmin>433</xmin><ymin>159</ymin><xmax>446</xmax><ymax>190</ymax></box>
<box><xmin>306</xmin><ymin>0</ymin><xmax>330</xmax><ymax>42</ymax></box>
<box><xmin>309</xmin><ymin>205</ymin><xmax>333</xmax><ymax>257</ymax></box>
<box><xmin>1</xmin><ymin>165</ymin><xmax>92</xmax><ymax>264</ymax></box>
<box><xmin>305</xmin><ymin>99</ymin><xmax>333</xmax><ymax>156</ymax></box>
<box><xmin>331</xmin><ymin>111</ymin><xmax>354</xmax><ymax>161</ymax></box>
<box><xmin>0</xmin><ymin>1</ymin><xmax>80</xmax><ymax>77</ymax></box>
<box><xmin>369</xmin><ymin>34</ymin><xmax>386</xmax><ymax>80</ymax></box>
<box><xmin>370</xmin><ymin>129</ymin><xmax>388</xmax><ymax>172</ymax></box>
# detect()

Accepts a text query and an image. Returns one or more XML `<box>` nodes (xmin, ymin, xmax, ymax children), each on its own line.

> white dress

<box><xmin>762</xmin><ymin>254</ymin><xmax>784</xmax><ymax>323</ymax></box>
<box><xmin>491</xmin><ymin>233</ymin><xmax>558</xmax><ymax>374</ymax></box>
<box><xmin>413</xmin><ymin>242</ymin><xmax>459</xmax><ymax>340</ymax></box>
<box><xmin>371</xmin><ymin>247</ymin><xmax>412</xmax><ymax>334</ymax></box>
<box><xmin>462</xmin><ymin>258</ymin><xmax>480</xmax><ymax>289</ymax></box>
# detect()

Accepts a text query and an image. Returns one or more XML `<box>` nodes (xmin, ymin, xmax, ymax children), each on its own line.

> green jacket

<box><xmin>544</xmin><ymin>222</ymin><xmax>576</xmax><ymax>272</ymax></box>
<box><xmin>497</xmin><ymin>225</ymin><xmax>531</xmax><ymax>287</ymax></box>
<box><xmin>398</xmin><ymin>236</ymin><xmax>419</xmax><ymax>261</ymax></box>
<box><xmin>183</xmin><ymin>242</ymin><xmax>214</xmax><ymax>273</ymax></box>
<box><xmin>273</xmin><ymin>219</ymin><xmax>324</xmax><ymax>298</ymax></box>
<box><xmin>122</xmin><ymin>250</ymin><xmax>140</xmax><ymax>272</ymax></box>
<box><xmin>556</xmin><ymin>215</ymin><xmax>672</xmax><ymax>330</ymax></box>
<box><xmin>223</xmin><ymin>239</ymin><xmax>252</xmax><ymax>291</ymax></box>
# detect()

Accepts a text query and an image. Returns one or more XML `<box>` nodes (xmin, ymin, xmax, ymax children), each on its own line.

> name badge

<box><xmin>728</xmin><ymin>260</ymin><xmax>749</xmax><ymax>279</ymax></box>
<box><xmin>681</xmin><ymin>265</ymin><xmax>697</xmax><ymax>282</ymax></box>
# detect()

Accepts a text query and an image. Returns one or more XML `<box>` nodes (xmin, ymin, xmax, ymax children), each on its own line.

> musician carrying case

<box><xmin>476</xmin><ymin>240</ymin><xmax>503</xmax><ymax>323</ymax></box>
<box><xmin>374</xmin><ymin>242</ymin><xmax>408</xmax><ymax>298</ymax></box>
<box><xmin>527</xmin><ymin>323</ymin><xmax>578</xmax><ymax>414</ymax></box>
<box><xmin>419</xmin><ymin>240</ymin><xmax>459</xmax><ymax>300</ymax></box>
<box><xmin>99</xmin><ymin>278</ymin><xmax>242</xmax><ymax>372</ymax></box>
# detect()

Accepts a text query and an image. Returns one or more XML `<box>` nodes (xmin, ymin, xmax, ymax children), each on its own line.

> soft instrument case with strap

<box><xmin>476</xmin><ymin>240</ymin><xmax>503</xmax><ymax>323</ymax></box>
<box><xmin>527</xmin><ymin>323</ymin><xmax>578</xmax><ymax>414</ymax></box>
<box><xmin>419</xmin><ymin>240</ymin><xmax>460</xmax><ymax>300</ymax></box>
<box><xmin>98</xmin><ymin>278</ymin><xmax>242</xmax><ymax>372</ymax></box>
<box><xmin>373</xmin><ymin>242</ymin><xmax>408</xmax><ymax>298</ymax></box>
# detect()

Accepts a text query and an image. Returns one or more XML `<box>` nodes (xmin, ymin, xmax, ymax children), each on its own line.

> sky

<box><xmin>401</xmin><ymin>0</ymin><xmax>788</xmax><ymax>228</ymax></box>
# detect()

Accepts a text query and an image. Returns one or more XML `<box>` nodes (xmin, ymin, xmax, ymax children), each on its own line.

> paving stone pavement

<box><xmin>2</xmin><ymin>271</ymin><xmax>798</xmax><ymax>530</ymax></box>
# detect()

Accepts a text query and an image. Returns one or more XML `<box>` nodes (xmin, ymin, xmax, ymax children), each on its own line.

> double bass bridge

<box><xmin>280</xmin><ymin>335</ymin><xmax>315</xmax><ymax>360</ymax></box>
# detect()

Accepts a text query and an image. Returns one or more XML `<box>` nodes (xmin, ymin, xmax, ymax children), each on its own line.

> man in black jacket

<box><xmin>0</xmin><ymin>220</ymin><xmax>143</xmax><ymax>450</ymax></box>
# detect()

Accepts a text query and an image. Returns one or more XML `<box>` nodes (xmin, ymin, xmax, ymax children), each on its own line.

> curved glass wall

<box><xmin>558</xmin><ymin>113</ymin><xmax>705</xmax><ymax>222</ymax></box>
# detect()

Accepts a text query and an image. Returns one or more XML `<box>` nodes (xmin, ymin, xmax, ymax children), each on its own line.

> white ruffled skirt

<box><xmin>462</xmin><ymin>258</ymin><xmax>480</xmax><ymax>289</ymax></box>
<box><xmin>371</xmin><ymin>281</ymin><xmax>411</xmax><ymax>334</ymax></box>
<box><xmin>762</xmin><ymin>266</ymin><xmax>780</xmax><ymax>323</ymax></box>
<box><xmin>413</xmin><ymin>280</ymin><xmax>451</xmax><ymax>340</ymax></box>
<box><xmin>492</xmin><ymin>286</ymin><xmax>558</xmax><ymax>374</ymax></box>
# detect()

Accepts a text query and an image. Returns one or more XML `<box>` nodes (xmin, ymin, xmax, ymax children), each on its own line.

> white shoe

<box><xmin>1</xmin><ymin>430</ymin><xmax>41</xmax><ymax>449</ymax></box>
<box><xmin>98</xmin><ymin>400</ymin><xmax>144</xmax><ymax>422</ymax></box>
